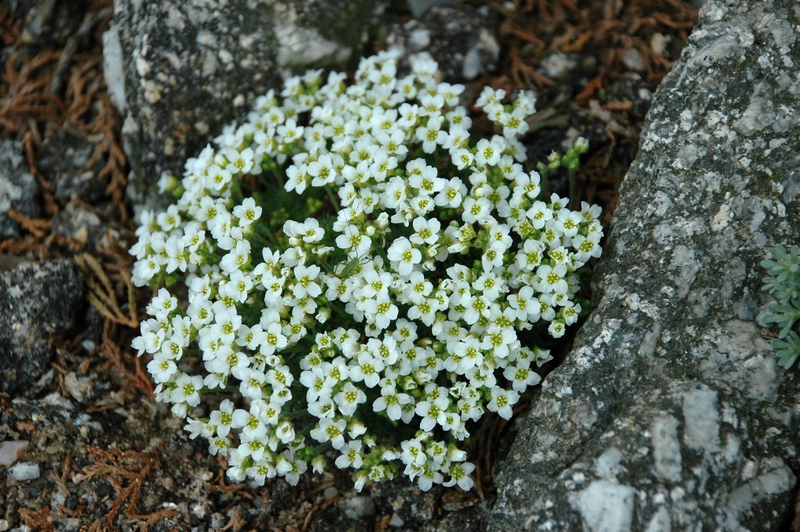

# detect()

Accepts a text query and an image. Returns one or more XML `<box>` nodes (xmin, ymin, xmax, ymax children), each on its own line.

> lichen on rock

<box><xmin>489</xmin><ymin>0</ymin><xmax>800</xmax><ymax>529</ymax></box>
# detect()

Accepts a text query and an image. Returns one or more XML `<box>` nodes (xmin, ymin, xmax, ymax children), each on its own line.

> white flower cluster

<box><xmin>130</xmin><ymin>49</ymin><xmax>603</xmax><ymax>492</ymax></box>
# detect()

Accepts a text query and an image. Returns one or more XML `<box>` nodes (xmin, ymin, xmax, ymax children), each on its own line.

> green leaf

<box><xmin>773</xmin><ymin>332</ymin><xmax>800</xmax><ymax>369</ymax></box>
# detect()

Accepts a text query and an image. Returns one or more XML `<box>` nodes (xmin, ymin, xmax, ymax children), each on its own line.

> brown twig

<box><xmin>75</xmin><ymin>253</ymin><xmax>139</xmax><ymax>328</ymax></box>
<box><xmin>24</xmin><ymin>130</ymin><xmax>60</xmax><ymax>215</ymax></box>
<box><xmin>98</xmin><ymin>320</ymin><xmax>154</xmax><ymax>397</ymax></box>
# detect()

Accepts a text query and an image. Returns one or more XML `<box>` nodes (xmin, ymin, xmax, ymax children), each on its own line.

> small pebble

<box><xmin>344</xmin><ymin>496</ymin><xmax>375</xmax><ymax>519</ymax></box>
<box><xmin>323</xmin><ymin>486</ymin><xmax>339</xmax><ymax>500</ymax></box>
<box><xmin>622</xmin><ymin>48</ymin><xmax>647</xmax><ymax>73</ymax></box>
<box><xmin>389</xmin><ymin>513</ymin><xmax>405</xmax><ymax>527</ymax></box>
<box><xmin>0</xmin><ymin>440</ymin><xmax>28</xmax><ymax>466</ymax></box>
<box><xmin>8</xmin><ymin>461</ymin><xmax>40</xmax><ymax>481</ymax></box>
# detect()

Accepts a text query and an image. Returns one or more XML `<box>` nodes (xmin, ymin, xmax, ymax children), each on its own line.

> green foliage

<box><xmin>762</xmin><ymin>244</ymin><xmax>800</xmax><ymax>368</ymax></box>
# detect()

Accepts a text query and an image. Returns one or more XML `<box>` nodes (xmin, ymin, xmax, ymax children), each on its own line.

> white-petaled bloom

<box><xmin>292</xmin><ymin>264</ymin><xmax>322</xmax><ymax>298</ymax></box>
<box><xmin>334</xmin><ymin>382</ymin><xmax>367</xmax><ymax>417</ymax></box>
<box><xmin>434</xmin><ymin>176</ymin><xmax>467</xmax><ymax>209</ymax></box>
<box><xmin>571</xmin><ymin>232</ymin><xmax>603</xmax><ymax>263</ymax></box>
<box><xmin>410</xmin><ymin>217</ymin><xmax>441</xmax><ymax>246</ymax></box>
<box><xmin>335</xmin><ymin>224</ymin><xmax>371</xmax><ymax>257</ymax></box>
<box><xmin>415</xmin><ymin>115</ymin><xmax>446</xmax><ymax>154</ymax></box>
<box><xmin>548</xmin><ymin>320</ymin><xmax>567</xmax><ymax>338</ymax></box>
<box><xmin>534</xmin><ymin>263</ymin><xmax>569</xmax><ymax>295</ymax></box>
<box><xmin>481</xmin><ymin>241</ymin><xmax>506</xmax><ymax>271</ymax></box>
<box><xmin>499</xmin><ymin>108</ymin><xmax>530</xmax><ymax>139</ymax></box>
<box><xmin>237</xmin><ymin>367</ymin><xmax>266</xmax><ymax>400</ymax></box>
<box><xmin>474</xmin><ymin>138</ymin><xmax>504</xmax><ymax>168</ymax></box>
<box><xmin>147</xmin><ymin>352</ymin><xmax>178</xmax><ymax>383</ymax></box>
<box><xmin>554</xmin><ymin>208</ymin><xmax>583</xmax><ymax>238</ymax></box>
<box><xmin>475</xmin><ymin>86</ymin><xmax>506</xmax><ymax>108</ymax></box>
<box><xmin>277</xmin><ymin>118</ymin><xmax>304</xmax><ymax>142</ymax></box>
<box><xmin>362</xmin><ymin>294</ymin><xmax>398</xmax><ymax>331</ymax></box>
<box><xmin>170</xmin><ymin>373</ymin><xmax>205</xmax><ymax>408</ymax></box>
<box><xmin>461</xmin><ymin>197</ymin><xmax>491</xmax><ymax>224</ymax></box>
<box><xmin>451</xmin><ymin>147</ymin><xmax>474</xmax><ymax>170</ymax></box>
<box><xmin>222</xmin><ymin>147</ymin><xmax>255</xmax><ymax>175</ymax></box>
<box><xmin>507</xmin><ymin>285</ymin><xmax>542</xmax><ymax>322</ymax></box>
<box><xmin>335</xmin><ymin>440</ymin><xmax>364</xmax><ymax>469</ymax></box>
<box><xmin>259</xmin><ymin>321</ymin><xmax>288</xmax><ymax>356</ymax></box>
<box><xmin>308</xmin><ymin>153</ymin><xmax>338</xmax><ymax>186</ymax></box>
<box><xmin>285</xmin><ymin>164</ymin><xmax>309</xmax><ymax>194</ymax></box>
<box><xmin>208</xmin><ymin>399</ymin><xmax>236</xmax><ymax>438</ymax></box>
<box><xmin>387</xmin><ymin>237</ymin><xmax>422</xmax><ymax>276</ymax></box>
<box><xmin>349</xmin><ymin>351</ymin><xmax>385</xmax><ymax>388</ymax></box>
<box><xmin>300</xmin><ymin>365</ymin><xmax>333</xmax><ymax>403</ymax></box>
<box><xmin>486</xmin><ymin>387</ymin><xmax>519</xmax><ymax>420</ymax></box>
<box><xmin>372</xmin><ymin>385</ymin><xmax>411</xmax><ymax>421</ymax></box>
<box><xmin>481</xmin><ymin>324</ymin><xmax>517</xmax><ymax>359</ymax></box>
<box><xmin>515</xmin><ymin>239</ymin><xmax>546</xmax><ymax>271</ymax></box>
<box><xmin>292</xmin><ymin>219</ymin><xmax>322</xmax><ymax>245</ymax></box>
<box><xmin>503</xmin><ymin>364</ymin><xmax>542</xmax><ymax>392</ymax></box>
<box><xmin>443</xmin><ymin>462</ymin><xmax>475</xmax><ymax>491</ymax></box>
<box><xmin>415</xmin><ymin>391</ymin><xmax>450</xmax><ymax>432</ymax></box>
<box><xmin>527</xmin><ymin>200</ymin><xmax>554</xmax><ymax>229</ymax></box>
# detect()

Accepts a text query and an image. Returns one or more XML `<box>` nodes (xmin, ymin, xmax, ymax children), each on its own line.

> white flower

<box><xmin>481</xmin><ymin>241</ymin><xmax>506</xmax><ymax>271</ymax></box>
<box><xmin>474</xmin><ymin>138</ymin><xmax>503</xmax><ymax>168</ymax></box>
<box><xmin>534</xmin><ymin>263</ymin><xmax>569</xmax><ymax>295</ymax></box>
<box><xmin>415</xmin><ymin>391</ymin><xmax>450</xmax><ymax>432</ymax></box>
<box><xmin>410</xmin><ymin>217</ymin><xmax>441</xmax><ymax>246</ymax></box>
<box><xmin>310</xmin><ymin>418</ymin><xmax>347</xmax><ymax>450</ymax></box>
<box><xmin>334</xmin><ymin>382</ymin><xmax>367</xmax><ymax>417</ymax></box>
<box><xmin>554</xmin><ymin>208</ymin><xmax>582</xmax><ymax>238</ymax></box>
<box><xmin>415</xmin><ymin>115</ymin><xmax>446</xmax><ymax>154</ymax></box>
<box><xmin>475</xmin><ymin>86</ymin><xmax>506</xmax><ymax>108</ymax></box>
<box><xmin>387</xmin><ymin>237</ymin><xmax>421</xmax><ymax>276</ymax></box>
<box><xmin>433</xmin><ymin>177</ymin><xmax>466</xmax><ymax>209</ymax></box>
<box><xmin>461</xmin><ymin>197</ymin><xmax>491</xmax><ymax>224</ymax></box>
<box><xmin>222</xmin><ymin>147</ymin><xmax>255</xmax><ymax>175</ymax></box>
<box><xmin>147</xmin><ymin>352</ymin><xmax>178</xmax><ymax>383</ymax></box>
<box><xmin>170</xmin><ymin>373</ymin><xmax>205</xmax><ymax>408</ymax></box>
<box><xmin>372</xmin><ymin>385</ymin><xmax>411</xmax><ymax>421</ymax></box>
<box><xmin>499</xmin><ymin>108</ymin><xmax>529</xmax><ymax>139</ymax></box>
<box><xmin>507</xmin><ymin>286</ymin><xmax>542</xmax><ymax>322</ymax></box>
<box><xmin>443</xmin><ymin>462</ymin><xmax>475</xmax><ymax>491</ymax></box>
<box><xmin>336</xmin><ymin>224</ymin><xmax>371</xmax><ymax>256</ymax></box>
<box><xmin>486</xmin><ymin>387</ymin><xmax>519</xmax><ymax>420</ymax></box>
<box><xmin>335</xmin><ymin>440</ymin><xmax>364</xmax><ymax>469</ymax></box>
<box><xmin>527</xmin><ymin>200</ymin><xmax>553</xmax><ymax>229</ymax></box>
<box><xmin>349</xmin><ymin>351</ymin><xmax>385</xmax><ymax>388</ymax></box>
<box><xmin>362</xmin><ymin>294</ymin><xmax>398</xmax><ymax>331</ymax></box>
<box><xmin>259</xmin><ymin>322</ymin><xmax>287</xmax><ymax>356</ymax></box>
<box><xmin>292</xmin><ymin>264</ymin><xmax>322</xmax><ymax>298</ymax></box>
<box><xmin>503</xmin><ymin>364</ymin><xmax>542</xmax><ymax>392</ymax></box>
<box><xmin>308</xmin><ymin>153</ymin><xmax>338</xmax><ymax>186</ymax></box>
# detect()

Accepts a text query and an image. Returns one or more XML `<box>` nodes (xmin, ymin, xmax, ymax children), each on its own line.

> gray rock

<box><xmin>0</xmin><ymin>259</ymin><xmax>85</xmax><ymax>395</ymax></box>
<box><xmin>0</xmin><ymin>140</ymin><xmax>41</xmax><ymax>241</ymax></box>
<box><xmin>37</xmin><ymin>129</ymin><xmax>107</xmax><ymax>204</ymax></box>
<box><xmin>386</xmin><ymin>2</ymin><xmax>500</xmax><ymax>82</ymax></box>
<box><xmin>343</xmin><ymin>495</ymin><xmax>376</xmax><ymax>519</ymax></box>
<box><xmin>406</xmin><ymin>0</ymin><xmax>445</xmax><ymax>18</ymax></box>
<box><xmin>51</xmin><ymin>201</ymin><xmax>106</xmax><ymax>253</ymax></box>
<box><xmin>7</xmin><ymin>461</ymin><xmax>40</xmax><ymax>481</ymax></box>
<box><xmin>105</xmin><ymin>0</ymin><xmax>384</xmax><ymax>212</ymax></box>
<box><xmin>490</xmin><ymin>1</ymin><xmax>800</xmax><ymax>530</ymax></box>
